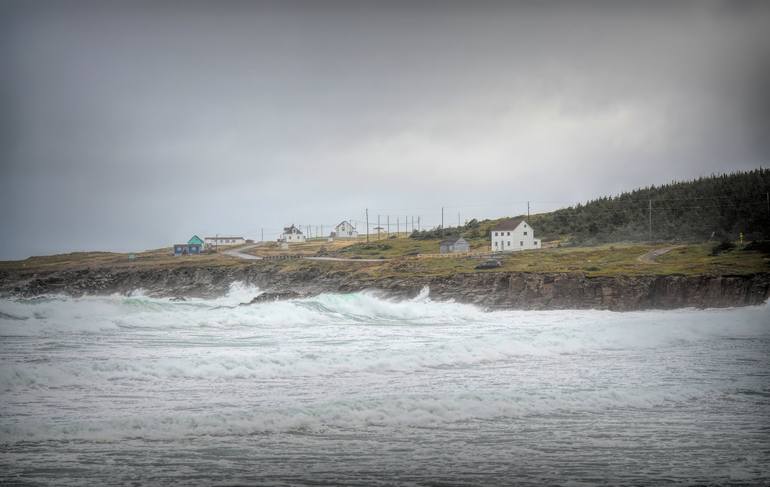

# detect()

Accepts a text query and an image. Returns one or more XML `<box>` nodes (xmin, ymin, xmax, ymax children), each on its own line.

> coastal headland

<box><xmin>2</xmin><ymin>241</ymin><xmax>768</xmax><ymax>311</ymax></box>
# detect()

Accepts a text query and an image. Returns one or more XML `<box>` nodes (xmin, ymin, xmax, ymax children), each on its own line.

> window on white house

<box><xmin>507</xmin><ymin>232</ymin><xmax>510</xmax><ymax>236</ymax></box>
<box><xmin>508</xmin><ymin>241</ymin><xmax>511</xmax><ymax>246</ymax></box>
<box><xmin>524</xmin><ymin>231</ymin><xmax>527</xmax><ymax>236</ymax></box>
<box><xmin>520</xmin><ymin>241</ymin><xmax>524</xmax><ymax>246</ymax></box>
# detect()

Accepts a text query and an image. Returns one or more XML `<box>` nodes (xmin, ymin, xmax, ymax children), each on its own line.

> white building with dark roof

<box><xmin>204</xmin><ymin>236</ymin><xmax>246</xmax><ymax>248</ymax></box>
<box><xmin>280</xmin><ymin>224</ymin><xmax>305</xmax><ymax>243</ymax></box>
<box><xmin>331</xmin><ymin>220</ymin><xmax>358</xmax><ymax>239</ymax></box>
<box><xmin>490</xmin><ymin>218</ymin><xmax>541</xmax><ymax>252</ymax></box>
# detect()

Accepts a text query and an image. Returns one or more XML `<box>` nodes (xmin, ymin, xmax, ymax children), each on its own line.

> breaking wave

<box><xmin>1</xmin><ymin>283</ymin><xmax>769</xmax><ymax>484</ymax></box>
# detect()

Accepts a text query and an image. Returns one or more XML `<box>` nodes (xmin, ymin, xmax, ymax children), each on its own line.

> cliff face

<box><xmin>1</xmin><ymin>266</ymin><xmax>768</xmax><ymax>311</ymax></box>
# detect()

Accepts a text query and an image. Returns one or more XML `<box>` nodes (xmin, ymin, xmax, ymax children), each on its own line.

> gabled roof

<box><xmin>188</xmin><ymin>235</ymin><xmax>204</xmax><ymax>245</ymax></box>
<box><xmin>440</xmin><ymin>236</ymin><xmax>468</xmax><ymax>245</ymax></box>
<box><xmin>491</xmin><ymin>217</ymin><xmax>527</xmax><ymax>231</ymax></box>
<box><xmin>335</xmin><ymin>220</ymin><xmax>355</xmax><ymax>229</ymax></box>
<box><xmin>283</xmin><ymin>224</ymin><xmax>303</xmax><ymax>234</ymax></box>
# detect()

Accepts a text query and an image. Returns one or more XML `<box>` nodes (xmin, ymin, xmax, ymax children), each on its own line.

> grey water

<box><xmin>1</xmin><ymin>284</ymin><xmax>769</xmax><ymax>485</ymax></box>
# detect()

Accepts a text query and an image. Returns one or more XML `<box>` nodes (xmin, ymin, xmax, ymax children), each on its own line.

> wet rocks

<box><xmin>1</xmin><ymin>264</ymin><xmax>768</xmax><ymax>311</ymax></box>
<box><xmin>244</xmin><ymin>290</ymin><xmax>303</xmax><ymax>304</ymax></box>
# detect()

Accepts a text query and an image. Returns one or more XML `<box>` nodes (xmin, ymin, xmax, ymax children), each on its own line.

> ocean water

<box><xmin>1</xmin><ymin>284</ymin><xmax>769</xmax><ymax>486</ymax></box>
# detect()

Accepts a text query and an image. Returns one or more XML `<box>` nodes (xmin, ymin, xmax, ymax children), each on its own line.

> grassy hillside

<box><xmin>1</xmin><ymin>241</ymin><xmax>768</xmax><ymax>279</ymax></box>
<box><xmin>354</xmin><ymin>243</ymin><xmax>769</xmax><ymax>278</ymax></box>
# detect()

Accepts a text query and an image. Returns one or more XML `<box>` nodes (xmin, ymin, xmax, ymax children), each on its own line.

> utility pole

<box><xmin>411</xmin><ymin>216</ymin><xmax>414</xmax><ymax>233</ymax></box>
<box><xmin>261</xmin><ymin>228</ymin><xmax>263</xmax><ymax>242</ymax></box>
<box><xmin>766</xmin><ymin>192</ymin><xmax>770</xmax><ymax>218</ymax></box>
<box><xmin>365</xmin><ymin>208</ymin><xmax>369</xmax><ymax>242</ymax></box>
<box><xmin>648</xmin><ymin>199</ymin><xmax>652</xmax><ymax>241</ymax></box>
<box><xmin>441</xmin><ymin>206</ymin><xmax>444</xmax><ymax>235</ymax></box>
<box><xmin>397</xmin><ymin>216</ymin><xmax>400</xmax><ymax>237</ymax></box>
<box><xmin>458</xmin><ymin>212</ymin><xmax>461</xmax><ymax>228</ymax></box>
<box><xmin>377</xmin><ymin>215</ymin><xmax>381</xmax><ymax>240</ymax></box>
<box><xmin>527</xmin><ymin>201</ymin><xmax>530</xmax><ymax>220</ymax></box>
<box><xmin>387</xmin><ymin>215</ymin><xmax>390</xmax><ymax>237</ymax></box>
<box><xmin>418</xmin><ymin>216</ymin><xmax>421</xmax><ymax>231</ymax></box>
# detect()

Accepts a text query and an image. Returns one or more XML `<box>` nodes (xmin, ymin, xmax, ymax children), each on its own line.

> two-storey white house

<box><xmin>331</xmin><ymin>220</ymin><xmax>358</xmax><ymax>239</ymax></box>
<box><xmin>280</xmin><ymin>224</ymin><xmax>306</xmax><ymax>243</ymax></box>
<box><xmin>490</xmin><ymin>218</ymin><xmax>541</xmax><ymax>252</ymax></box>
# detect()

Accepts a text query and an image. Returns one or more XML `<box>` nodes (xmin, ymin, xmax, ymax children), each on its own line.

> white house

<box><xmin>490</xmin><ymin>218</ymin><xmax>541</xmax><ymax>252</ymax></box>
<box><xmin>204</xmin><ymin>236</ymin><xmax>246</xmax><ymax>248</ymax></box>
<box><xmin>280</xmin><ymin>224</ymin><xmax>306</xmax><ymax>243</ymax></box>
<box><xmin>331</xmin><ymin>220</ymin><xmax>358</xmax><ymax>239</ymax></box>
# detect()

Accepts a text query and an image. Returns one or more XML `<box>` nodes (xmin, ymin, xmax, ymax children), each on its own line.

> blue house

<box><xmin>174</xmin><ymin>235</ymin><xmax>204</xmax><ymax>256</ymax></box>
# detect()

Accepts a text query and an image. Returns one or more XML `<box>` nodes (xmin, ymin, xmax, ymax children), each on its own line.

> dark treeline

<box><xmin>531</xmin><ymin>168</ymin><xmax>770</xmax><ymax>243</ymax></box>
<box><xmin>410</xmin><ymin>218</ymin><xmax>484</xmax><ymax>241</ymax></box>
<box><xmin>410</xmin><ymin>169</ymin><xmax>770</xmax><ymax>244</ymax></box>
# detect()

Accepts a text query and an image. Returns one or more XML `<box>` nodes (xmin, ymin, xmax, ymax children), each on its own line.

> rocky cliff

<box><xmin>2</xmin><ymin>265</ymin><xmax>768</xmax><ymax>311</ymax></box>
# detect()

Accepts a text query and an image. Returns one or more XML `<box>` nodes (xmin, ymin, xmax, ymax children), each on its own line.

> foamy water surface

<box><xmin>1</xmin><ymin>284</ymin><xmax>769</xmax><ymax>485</ymax></box>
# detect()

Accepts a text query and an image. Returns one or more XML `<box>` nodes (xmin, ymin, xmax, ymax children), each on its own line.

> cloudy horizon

<box><xmin>2</xmin><ymin>0</ymin><xmax>769</xmax><ymax>259</ymax></box>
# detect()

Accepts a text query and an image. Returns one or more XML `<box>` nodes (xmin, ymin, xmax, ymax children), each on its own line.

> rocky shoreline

<box><xmin>2</xmin><ymin>265</ymin><xmax>769</xmax><ymax>311</ymax></box>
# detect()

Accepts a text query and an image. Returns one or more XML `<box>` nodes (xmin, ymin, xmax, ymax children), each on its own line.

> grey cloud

<box><xmin>1</xmin><ymin>1</ymin><xmax>768</xmax><ymax>258</ymax></box>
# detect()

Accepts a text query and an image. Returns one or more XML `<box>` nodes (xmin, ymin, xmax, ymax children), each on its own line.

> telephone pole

<box><xmin>441</xmin><ymin>206</ymin><xmax>444</xmax><ymax>235</ymax></box>
<box><xmin>458</xmin><ymin>212</ymin><xmax>461</xmax><ymax>228</ymax></box>
<box><xmin>397</xmin><ymin>216</ymin><xmax>400</xmax><ymax>237</ymax></box>
<box><xmin>418</xmin><ymin>216</ymin><xmax>421</xmax><ymax>231</ymax></box>
<box><xmin>365</xmin><ymin>208</ymin><xmax>369</xmax><ymax>242</ymax></box>
<box><xmin>260</xmin><ymin>228</ymin><xmax>263</xmax><ymax>242</ymax></box>
<box><xmin>387</xmin><ymin>215</ymin><xmax>390</xmax><ymax>237</ymax></box>
<box><xmin>527</xmin><ymin>201</ymin><xmax>530</xmax><ymax>220</ymax></box>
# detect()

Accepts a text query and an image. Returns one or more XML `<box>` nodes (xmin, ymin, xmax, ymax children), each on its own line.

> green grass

<box><xmin>333</xmin><ymin>235</ymin><xmax>491</xmax><ymax>258</ymax></box>
<box><xmin>2</xmin><ymin>242</ymin><xmax>767</xmax><ymax>279</ymax></box>
<box><xmin>0</xmin><ymin>248</ymin><xmax>246</xmax><ymax>272</ymax></box>
<box><xmin>349</xmin><ymin>243</ymin><xmax>770</xmax><ymax>278</ymax></box>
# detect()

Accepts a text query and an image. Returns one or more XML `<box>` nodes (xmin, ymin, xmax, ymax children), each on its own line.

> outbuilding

<box><xmin>204</xmin><ymin>236</ymin><xmax>246</xmax><ymax>248</ymax></box>
<box><xmin>439</xmin><ymin>236</ymin><xmax>470</xmax><ymax>254</ymax></box>
<box><xmin>174</xmin><ymin>236</ymin><xmax>203</xmax><ymax>256</ymax></box>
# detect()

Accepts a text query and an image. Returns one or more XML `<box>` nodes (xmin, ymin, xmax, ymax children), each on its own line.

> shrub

<box><xmin>711</xmin><ymin>240</ymin><xmax>736</xmax><ymax>256</ymax></box>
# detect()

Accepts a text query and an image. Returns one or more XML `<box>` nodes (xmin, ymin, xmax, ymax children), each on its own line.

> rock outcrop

<box><xmin>1</xmin><ymin>266</ymin><xmax>768</xmax><ymax>311</ymax></box>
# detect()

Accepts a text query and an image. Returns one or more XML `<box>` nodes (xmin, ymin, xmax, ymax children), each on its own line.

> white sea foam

<box><xmin>1</xmin><ymin>286</ymin><xmax>769</xmax><ymax>484</ymax></box>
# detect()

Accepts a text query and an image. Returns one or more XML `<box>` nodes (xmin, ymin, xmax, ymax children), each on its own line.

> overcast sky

<box><xmin>1</xmin><ymin>0</ymin><xmax>768</xmax><ymax>259</ymax></box>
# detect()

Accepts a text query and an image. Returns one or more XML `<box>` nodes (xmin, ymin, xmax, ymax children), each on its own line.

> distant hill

<box><xmin>412</xmin><ymin>168</ymin><xmax>770</xmax><ymax>244</ymax></box>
